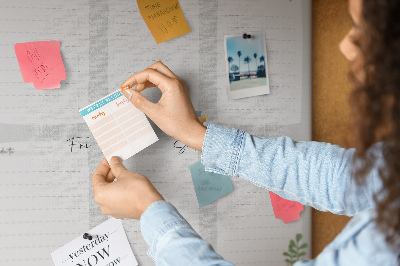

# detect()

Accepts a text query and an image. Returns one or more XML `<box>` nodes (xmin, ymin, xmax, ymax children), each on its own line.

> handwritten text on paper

<box><xmin>137</xmin><ymin>0</ymin><xmax>191</xmax><ymax>44</ymax></box>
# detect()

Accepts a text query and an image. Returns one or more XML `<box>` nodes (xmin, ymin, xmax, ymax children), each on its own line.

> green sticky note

<box><xmin>189</xmin><ymin>160</ymin><xmax>233</xmax><ymax>208</ymax></box>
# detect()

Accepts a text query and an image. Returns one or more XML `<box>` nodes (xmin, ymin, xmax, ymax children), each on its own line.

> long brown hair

<box><xmin>350</xmin><ymin>0</ymin><xmax>400</xmax><ymax>251</ymax></box>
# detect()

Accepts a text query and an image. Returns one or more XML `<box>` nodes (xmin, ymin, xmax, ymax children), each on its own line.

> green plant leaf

<box><xmin>296</xmin><ymin>233</ymin><xmax>303</xmax><ymax>243</ymax></box>
<box><xmin>289</xmin><ymin>246</ymin><xmax>297</xmax><ymax>254</ymax></box>
<box><xmin>298</xmin><ymin>252</ymin><xmax>306</xmax><ymax>257</ymax></box>
<box><xmin>285</xmin><ymin>259</ymin><xmax>292</xmax><ymax>264</ymax></box>
<box><xmin>299</xmin><ymin>243</ymin><xmax>308</xmax><ymax>249</ymax></box>
<box><xmin>283</xmin><ymin>252</ymin><xmax>291</xmax><ymax>257</ymax></box>
<box><xmin>289</xmin><ymin>239</ymin><xmax>296</xmax><ymax>247</ymax></box>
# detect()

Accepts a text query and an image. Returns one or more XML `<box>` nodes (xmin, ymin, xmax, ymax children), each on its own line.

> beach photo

<box><xmin>224</xmin><ymin>31</ymin><xmax>270</xmax><ymax>100</ymax></box>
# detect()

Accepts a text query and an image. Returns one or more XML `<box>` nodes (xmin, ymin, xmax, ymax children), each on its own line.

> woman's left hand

<box><xmin>91</xmin><ymin>157</ymin><xmax>164</xmax><ymax>220</ymax></box>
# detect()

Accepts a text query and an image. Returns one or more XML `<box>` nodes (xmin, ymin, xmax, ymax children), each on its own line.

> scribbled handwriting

<box><xmin>116</xmin><ymin>98</ymin><xmax>129</xmax><ymax>108</ymax></box>
<box><xmin>145</xmin><ymin>2</ymin><xmax>161</xmax><ymax>10</ymax></box>
<box><xmin>67</xmin><ymin>137</ymin><xmax>91</xmax><ymax>152</ymax></box>
<box><xmin>0</xmin><ymin>147</ymin><xmax>14</xmax><ymax>155</ymax></box>
<box><xmin>159</xmin><ymin>16</ymin><xmax>178</xmax><ymax>34</ymax></box>
<box><xmin>174</xmin><ymin>140</ymin><xmax>187</xmax><ymax>154</ymax></box>
<box><xmin>92</xmin><ymin>112</ymin><xmax>105</xmax><ymax>120</ymax></box>
<box><xmin>147</xmin><ymin>3</ymin><xmax>180</xmax><ymax>20</ymax></box>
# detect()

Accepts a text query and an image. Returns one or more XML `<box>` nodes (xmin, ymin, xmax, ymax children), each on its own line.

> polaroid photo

<box><xmin>224</xmin><ymin>31</ymin><xmax>270</xmax><ymax>100</ymax></box>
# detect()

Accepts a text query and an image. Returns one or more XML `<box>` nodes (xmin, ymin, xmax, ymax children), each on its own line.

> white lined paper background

<box><xmin>0</xmin><ymin>0</ymin><xmax>312</xmax><ymax>265</ymax></box>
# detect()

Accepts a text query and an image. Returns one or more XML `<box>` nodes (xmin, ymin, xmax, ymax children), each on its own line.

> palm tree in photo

<box><xmin>260</xmin><ymin>55</ymin><xmax>265</xmax><ymax>70</ymax></box>
<box><xmin>227</xmin><ymin>56</ymin><xmax>234</xmax><ymax>73</ymax></box>
<box><xmin>231</xmin><ymin>64</ymin><xmax>239</xmax><ymax>73</ymax></box>
<box><xmin>253</xmin><ymin>53</ymin><xmax>258</xmax><ymax>75</ymax></box>
<box><xmin>237</xmin><ymin>51</ymin><xmax>242</xmax><ymax>77</ymax></box>
<box><xmin>244</xmin><ymin>56</ymin><xmax>251</xmax><ymax>78</ymax></box>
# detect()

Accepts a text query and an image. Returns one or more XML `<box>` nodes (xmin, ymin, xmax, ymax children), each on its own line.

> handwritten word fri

<box><xmin>0</xmin><ymin>147</ymin><xmax>15</xmax><ymax>155</ymax></box>
<box><xmin>67</xmin><ymin>137</ymin><xmax>91</xmax><ymax>152</ymax></box>
<box><xmin>116</xmin><ymin>98</ymin><xmax>129</xmax><ymax>108</ymax></box>
<box><xmin>92</xmin><ymin>112</ymin><xmax>105</xmax><ymax>120</ymax></box>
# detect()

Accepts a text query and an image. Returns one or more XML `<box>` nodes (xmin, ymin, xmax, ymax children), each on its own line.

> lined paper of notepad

<box><xmin>79</xmin><ymin>90</ymin><xmax>158</xmax><ymax>162</ymax></box>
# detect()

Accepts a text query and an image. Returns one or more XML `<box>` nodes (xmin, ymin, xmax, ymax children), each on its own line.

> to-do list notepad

<box><xmin>79</xmin><ymin>90</ymin><xmax>158</xmax><ymax>162</ymax></box>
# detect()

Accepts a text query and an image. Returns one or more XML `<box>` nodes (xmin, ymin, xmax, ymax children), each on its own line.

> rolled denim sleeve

<box><xmin>201</xmin><ymin>124</ymin><xmax>382</xmax><ymax>216</ymax></box>
<box><xmin>140</xmin><ymin>200</ymin><xmax>234</xmax><ymax>265</ymax></box>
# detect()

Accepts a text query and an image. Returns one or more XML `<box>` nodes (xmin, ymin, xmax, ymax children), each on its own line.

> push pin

<box><xmin>243</xmin><ymin>33</ymin><xmax>252</xmax><ymax>39</ymax></box>
<box><xmin>121</xmin><ymin>84</ymin><xmax>133</xmax><ymax>100</ymax></box>
<box><xmin>83</xmin><ymin>233</ymin><xmax>94</xmax><ymax>240</ymax></box>
<box><xmin>120</xmin><ymin>85</ymin><xmax>130</xmax><ymax>92</ymax></box>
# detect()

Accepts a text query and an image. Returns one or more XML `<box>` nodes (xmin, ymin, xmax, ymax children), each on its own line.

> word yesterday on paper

<box><xmin>51</xmin><ymin>218</ymin><xmax>137</xmax><ymax>266</ymax></box>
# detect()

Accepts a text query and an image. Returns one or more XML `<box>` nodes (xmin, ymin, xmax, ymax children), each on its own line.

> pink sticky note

<box><xmin>14</xmin><ymin>41</ymin><xmax>66</xmax><ymax>90</ymax></box>
<box><xmin>269</xmin><ymin>191</ymin><xmax>304</xmax><ymax>223</ymax></box>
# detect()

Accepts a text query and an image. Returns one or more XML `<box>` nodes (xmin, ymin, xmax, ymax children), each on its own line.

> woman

<box><xmin>91</xmin><ymin>0</ymin><xmax>400</xmax><ymax>264</ymax></box>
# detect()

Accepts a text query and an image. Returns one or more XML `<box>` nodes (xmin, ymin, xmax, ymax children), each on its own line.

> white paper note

<box><xmin>79</xmin><ymin>90</ymin><xmax>158</xmax><ymax>162</ymax></box>
<box><xmin>51</xmin><ymin>218</ymin><xmax>138</xmax><ymax>266</ymax></box>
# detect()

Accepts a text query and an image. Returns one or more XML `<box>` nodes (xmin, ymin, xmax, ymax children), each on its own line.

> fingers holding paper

<box><xmin>91</xmin><ymin>157</ymin><xmax>164</xmax><ymax>220</ymax></box>
<box><xmin>120</xmin><ymin>61</ymin><xmax>207</xmax><ymax>152</ymax></box>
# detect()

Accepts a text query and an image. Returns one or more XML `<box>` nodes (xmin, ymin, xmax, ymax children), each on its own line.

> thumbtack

<box><xmin>83</xmin><ymin>233</ymin><xmax>93</xmax><ymax>240</ymax></box>
<box><xmin>120</xmin><ymin>85</ymin><xmax>130</xmax><ymax>93</ymax></box>
<box><xmin>242</xmin><ymin>33</ymin><xmax>251</xmax><ymax>39</ymax></box>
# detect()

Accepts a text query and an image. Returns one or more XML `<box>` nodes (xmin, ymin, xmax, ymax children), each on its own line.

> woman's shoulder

<box><xmin>321</xmin><ymin>209</ymin><xmax>399</xmax><ymax>265</ymax></box>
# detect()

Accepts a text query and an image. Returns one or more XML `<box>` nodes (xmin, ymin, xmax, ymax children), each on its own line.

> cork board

<box><xmin>312</xmin><ymin>0</ymin><xmax>354</xmax><ymax>258</ymax></box>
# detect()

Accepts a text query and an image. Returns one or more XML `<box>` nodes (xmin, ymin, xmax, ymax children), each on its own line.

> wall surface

<box><xmin>312</xmin><ymin>0</ymin><xmax>354</xmax><ymax>258</ymax></box>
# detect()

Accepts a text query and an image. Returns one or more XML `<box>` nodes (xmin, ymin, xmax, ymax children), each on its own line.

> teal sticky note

<box><xmin>189</xmin><ymin>160</ymin><xmax>233</xmax><ymax>208</ymax></box>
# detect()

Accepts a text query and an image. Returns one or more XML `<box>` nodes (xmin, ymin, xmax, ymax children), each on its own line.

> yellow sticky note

<box><xmin>137</xmin><ymin>0</ymin><xmax>191</xmax><ymax>44</ymax></box>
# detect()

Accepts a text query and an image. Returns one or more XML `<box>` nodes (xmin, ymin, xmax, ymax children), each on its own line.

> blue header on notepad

<box><xmin>80</xmin><ymin>91</ymin><xmax>123</xmax><ymax>117</ymax></box>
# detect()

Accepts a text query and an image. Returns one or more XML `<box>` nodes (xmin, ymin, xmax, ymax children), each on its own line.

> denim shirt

<box><xmin>140</xmin><ymin>124</ymin><xmax>399</xmax><ymax>265</ymax></box>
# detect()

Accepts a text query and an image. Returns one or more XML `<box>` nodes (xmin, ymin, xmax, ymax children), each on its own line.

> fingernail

<box><xmin>110</xmin><ymin>156</ymin><xmax>122</xmax><ymax>165</ymax></box>
<box><xmin>123</xmin><ymin>89</ymin><xmax>133</xmax><ymax>100</ymax></box>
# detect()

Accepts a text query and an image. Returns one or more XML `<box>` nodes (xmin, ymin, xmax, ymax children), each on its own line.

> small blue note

<box><xmin>189</xmin><ymin>160</ymin><xmax>233</xmax><ymax>208</ymax></box>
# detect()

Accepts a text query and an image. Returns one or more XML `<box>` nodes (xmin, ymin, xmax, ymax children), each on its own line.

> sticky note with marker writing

<box><xmin>14</xmin><ymin>41</ymin><xmax>66</xmax><ymax>90</ymax></box>
<box><xmin>51</xmin><ymin>218</ymin><xmax>138</xmax><ymax>266</ymax></box>
<box><xmin>269</xmin><ymin>191</ymin><xmax>304</xmax><ymax>223</ymax></box>
<box><xmin>79</xmin><ymin>90</ymin><xmax>158</xmax><ymax>162</ymax></box>
<box><xmin>189</xmin><ymin>160</ymin><xmax>233</xmax><ymax>208</ymax></box>
<box><xmin>137</xmin><ymin>0</ymin><xmax>191</xmax><ymax>44</ymax></box>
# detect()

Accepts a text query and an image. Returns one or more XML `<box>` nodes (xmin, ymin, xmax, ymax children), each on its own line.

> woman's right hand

<box><xmin>120</xmin><ymin>61</ymin><xmax>207</xmax><ymax>151</ymax></box>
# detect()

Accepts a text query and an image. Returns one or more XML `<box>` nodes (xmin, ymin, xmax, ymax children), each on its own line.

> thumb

<box><xmin>92</xmin><ymin>159</ymin><xmax>111</xmax><ymax>189</ymax></box>
<box><xmin>122</xmin><ymin>89</ymin><xmax>155</xmax><ymax>116</ymax></box>
<box><xmin>109</xmin><ymin>156</ymin><xmax>129</xmax><ymax>178</ymax></box>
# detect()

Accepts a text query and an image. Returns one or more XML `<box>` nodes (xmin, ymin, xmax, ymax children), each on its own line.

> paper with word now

<box><xmin>137</xmin><ymin>0</ymin><xmax>191</xmax><ymax>44</ymax></box>
<box><xmin>189</xmin><ymin>160</ymin><xmax>233</xmax><ymax>208</ymax></box>
<box><xmin>79</xmin><ymin>90</ymin><xmax>158</xmax><ymax>162</ymax></box>
<box><xmin>14</xmin><ymin>41</ymin><xmax>66</xmax><ymax>90</ymax></box>
<box><xmin>269</xmin><ymin>192</ymin><xmax>304</xmax><ymax>224</ymax></box>
<box><xmin>51</xmin><ymin>218</ymin><xmax>137</xmax><ymax>266</ymax></box>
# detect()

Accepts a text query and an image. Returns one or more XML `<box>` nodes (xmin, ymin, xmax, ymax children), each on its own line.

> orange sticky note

<box><xmin>137</xmin><ymin>0</ymin><xmax>191</xmax><ymax>44</ymax></box>
<box><xmin>269</xmin><ymin>191</ymin><xmax>304</xmax><ymax>223</ymax></box>
<box><xmin>14</xmin><ymin>41</ymin><xmax>66</xmax><ymax>90</ymax></box>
